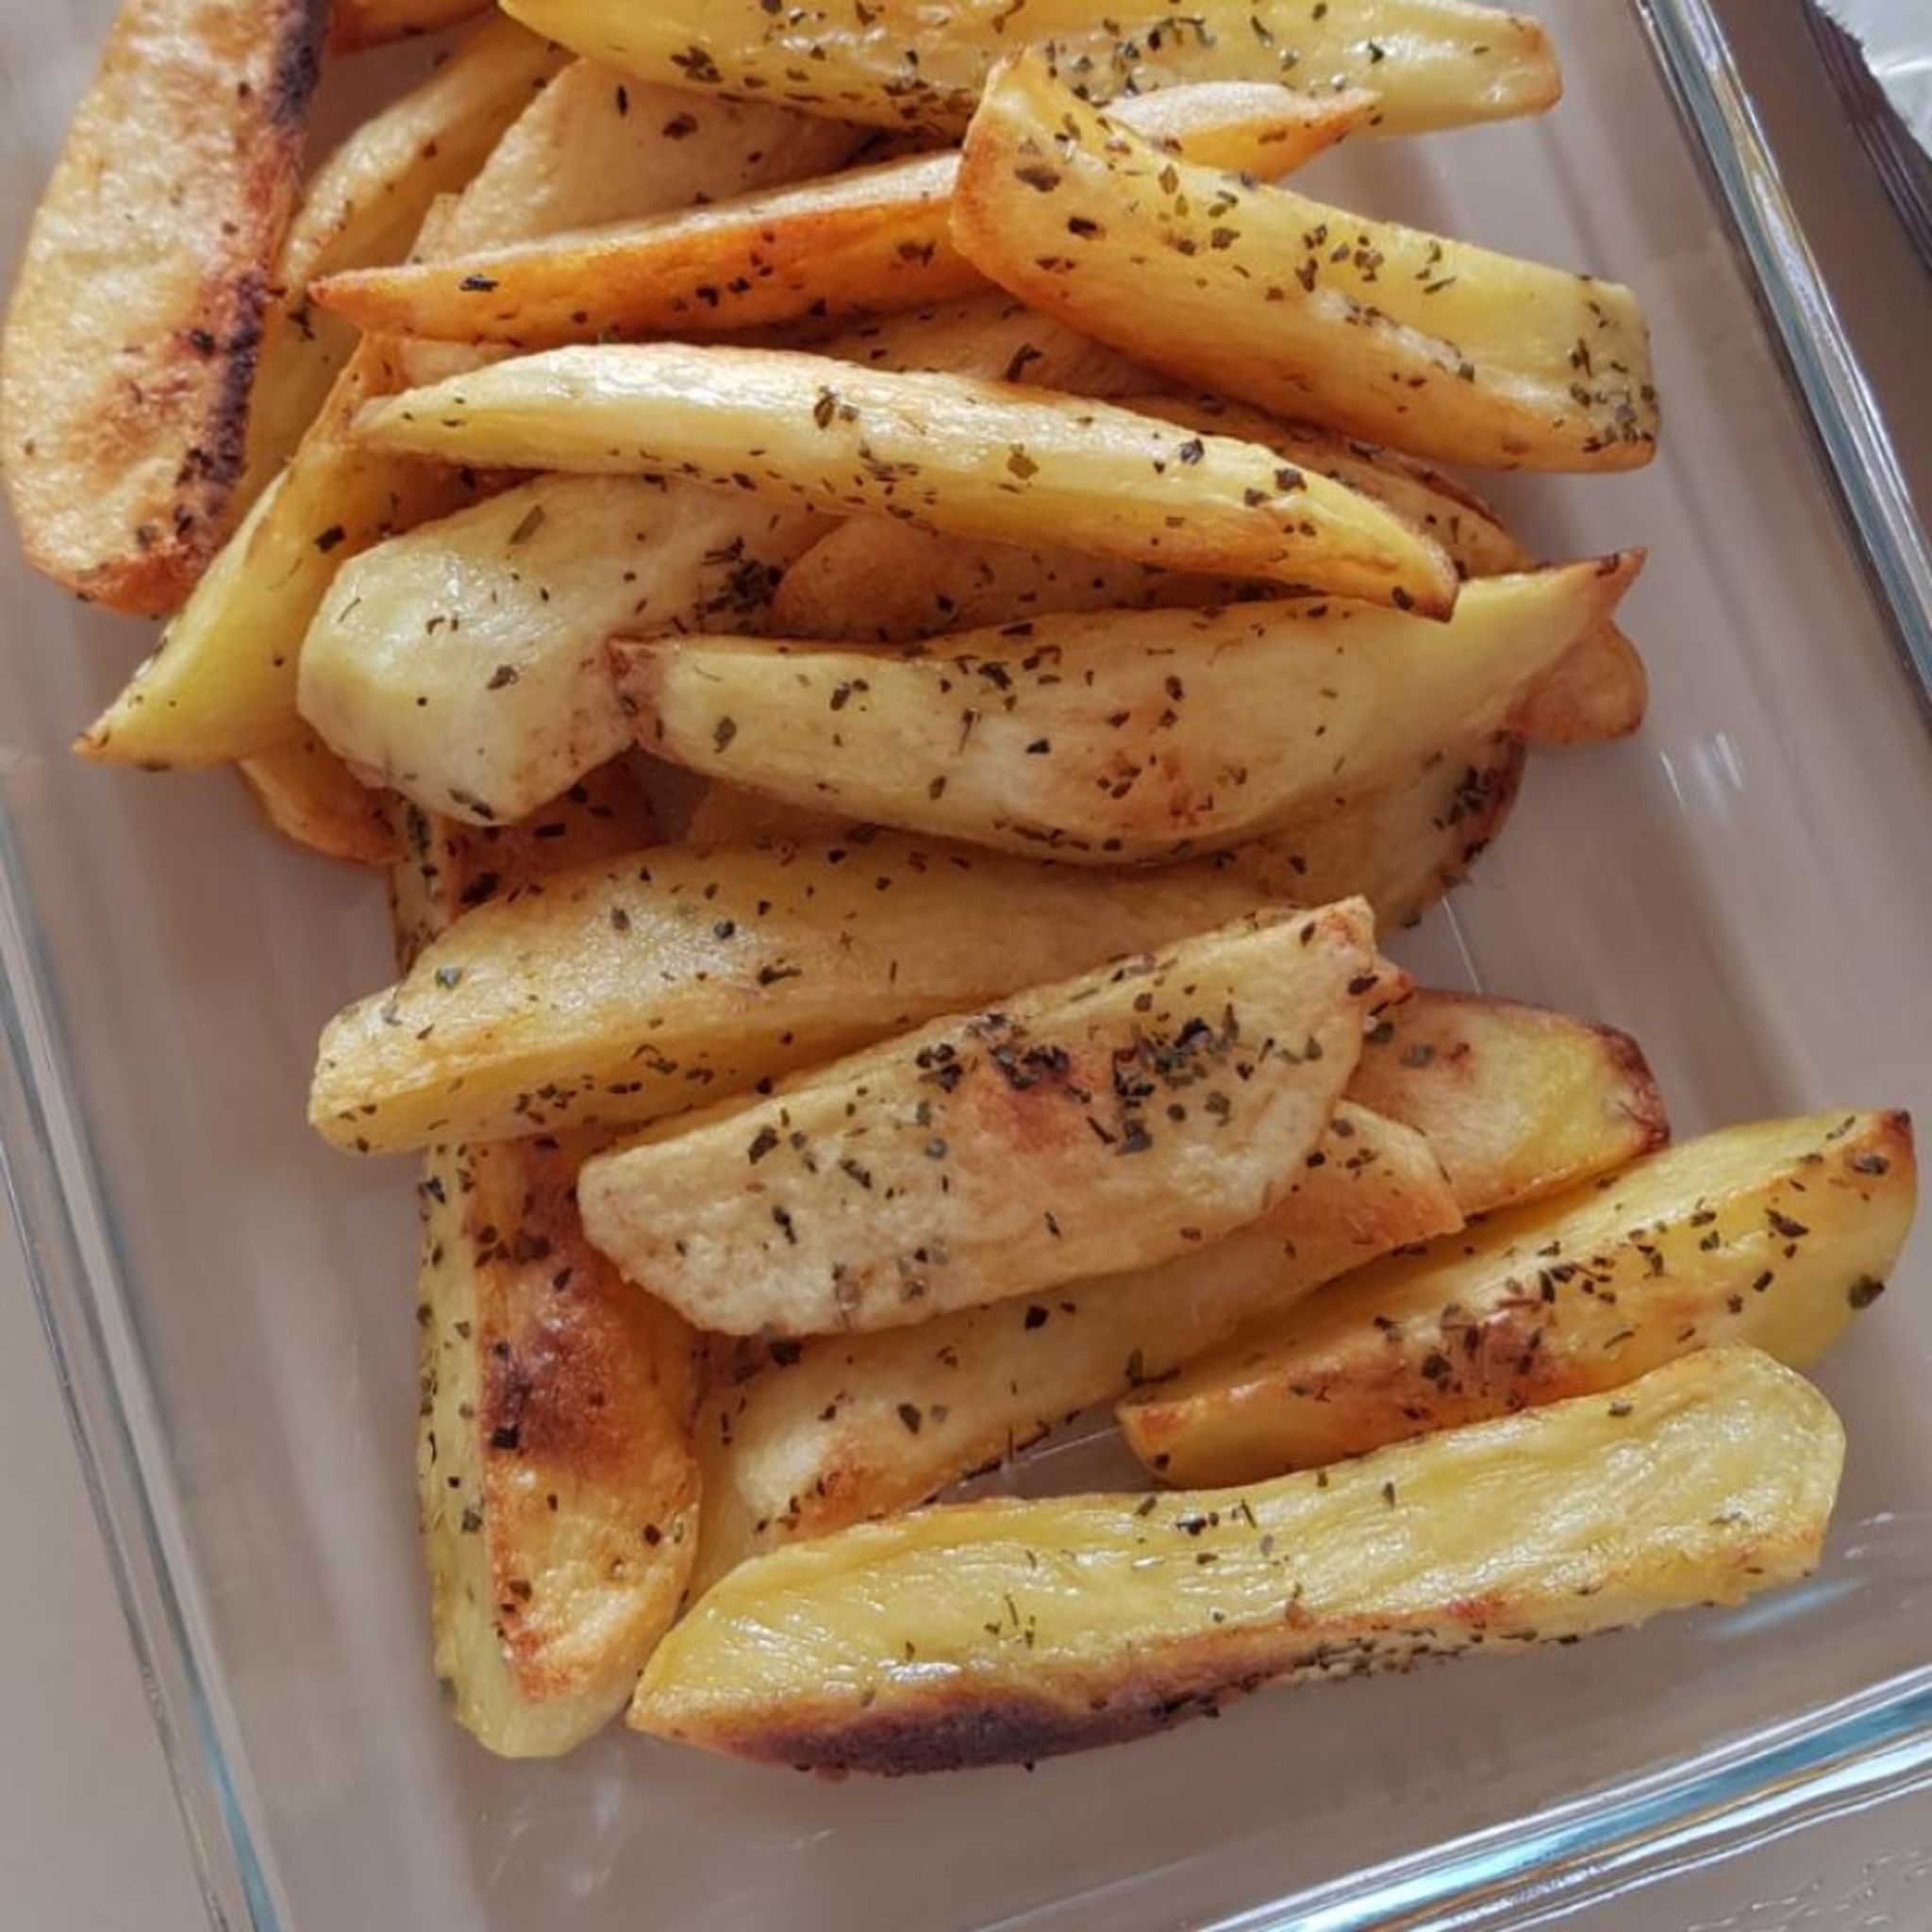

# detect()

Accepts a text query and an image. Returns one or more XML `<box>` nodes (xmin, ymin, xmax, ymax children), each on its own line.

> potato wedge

<box><xmin>79</xmin><ymin>341</ymin><xmax>481</xmax><ymax>768</ymax></box>
<box><xmin>955</xmin><ymin>55</ymin><xmax>1659</xmax><ymax>473</ymax></box>
<box><xmin>613</xmin><ymin>557</ymin><xmax>1640</xmax><ymax>866</ymax></box>
<box><xmin>331</xmin><ymin>0</ymin><xmax>487</xmax><ymax>50</ymax></box>
<box><xmin>1122</xmin><ymin>1110</ymin><xmax>1914</xmax><ymax>1486</ymax></box>
<box><xmin>405</xmin><ymin>762</ymin><xmax>700</xmax><ymax>1759</ymax></box>
<box><xmin>1</xmin><ymin>0</ymin><xmax>328</xmax><ymax>613</ymax></box>
<box><xmin>237</xmin><ymin>19</ymin><xmax>568</xmax><ymax>508</ymax></box>
<box><xmin>358</xmin><ymin>344</ymin><xmax>1456</xmax><ymax>612</ymax></box>
<box><xmin>692</xmin><ymin>988</ymin><xmax>1658</xmax><ymax>1581</ymax></box>
<box><xmin>298</xmin><ymin>475</ymin><xmax>821</xmax><ymax>824</ymax></box>
<box><xmin>636</xmin><ymin>1348</ymin><xmax>1842</xmax><ymax>1772</ymax></box>
<box><xmin>580</xmin><ymin>905</ymin><xmax>1387</xmax><ymax>1336</ymax></box>
<box><xmin>311</xmin><ymin>834</ymin><xmax>1278</xmax><ymax>1154</ymax></box>
<box><xmin>691</xmin><ymin>1102</ymin><xmax>1457</xmax><ymax>1591</ymax></box>
<box><xmin>803</xmin><ymin>297</ymin><xmax>1159</xmax><ymax>398</ymax></box>
<box><xmin>1350</xmin><ymin>991</ymin><xmax>1669</xmax><ymax>1212</ymax></box>
<box><xmin>239</xmin><ymin>730</ymin><xmax>401</xmax><ymax>868</ymax></box>
<box><xmin>317</xmin><ymin>86</ymin><xmax>1375</xmax><ymax>345</ymax></box>
<box><xmin>500</xmin><ymin>0</ymin><xmax>1558</xmax><ymax>140</ymax></box>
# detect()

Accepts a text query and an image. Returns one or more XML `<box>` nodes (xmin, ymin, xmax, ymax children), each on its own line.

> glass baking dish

<box><xmin>3</xmin><ymin>2</ymin><xmax>1930</xmax><ymax>1926</ymax></box>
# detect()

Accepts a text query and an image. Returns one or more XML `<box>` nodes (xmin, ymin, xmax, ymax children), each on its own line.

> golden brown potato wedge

<box><xmin>358</xmin><ymin>344</ymin><xmax>1457</xmax><ymax>612</ymax></box>
<box><xmin>79</xmin><ymin>341</ymin><xmax>482</xmax><ymax>768</ymax></box>
<box><xmin>239</xmin><ymin>730</ymin><xmax>401</xmax><ymax>867</ymax></box>
<box><xmin>237</xmin><ymin>18</ymin><xmax>568</xmax><ymax>508</ymax></box>
<box><xmin>311</xmin><ymin>834</ymin><xmax>1279</xmax><ymax>1155</ymax></box>
<box><xmin>405</xmin><ymin>762</ymin><xmax>701</xmax><ymax>1759</ymax></box>
<box><xmin>613</xmin><ymin>557</ymin><xmax>1640</xmax><ymax>866</ymax></box>
<box><xmin>955</xmin><ymin>55</ymin><xmax>1658</xmax><ymax>472</ymax></box>
<box><xmin>331</xmin><ymin>0</ymin><xmax>487</xmax><ymax>50</ymax></box>
<box><xmin>317</xmin><ymin>86</ymin><xmax>1374</xmax><ymax>344</ymax></box>
<box><xmin>1122</xmin><ymin>1110</ymin><xmax>1914</xmax><ymax>1486</ymax></box>
<box><xmin>1</xmin><ymin>0</ymin><xmax>328</xmax><ymax>613</ymax></box>
<box><xmin>580</xmin><ymin>906</ymin><xmax>1388</xmax><ymax>1335</ymax></box>
<box><xmin>1349</xmin><ymin>991</ymin><xmax>1669</xmax><ymax>1212</ymax></box>
<box><xmin>297</xmin><ymin>475</ymin><xmax>821</xmax><ymax>824</ymax></box>
<box><xmin>691</xmin><ymin>987</ymin><xmax>1658</xmax><ymax>1582</ymax></box>
<box><xmin>803</xmin><ymin>296</ymin><xmax>1160</xmax><ymax>397</ymax></box>
<box><xmin>501</xmin><ymin>0</ymin><xmax>1558</xmax><ymax>140</ymax></box>
<box><xmin>637</xmin><ymin>1348</ymin><xmax>1842</xmax><ymax>1773</ymax></box>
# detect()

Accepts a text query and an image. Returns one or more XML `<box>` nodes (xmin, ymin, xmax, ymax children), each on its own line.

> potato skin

<box><xmin>2</xmin><ymin>0</ymin><xmax>329</xmax><ymax>612</ymax></box>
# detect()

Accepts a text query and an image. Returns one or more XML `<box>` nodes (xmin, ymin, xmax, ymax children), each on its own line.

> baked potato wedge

<box><xmin>404</xmin><ymin>762</ymin><xmax>701</xmax><ymax>1759</ymax></box>
<box><xmin>579</xmin><ymin>905</ymin><xmax>1389</xmax><ymax>1336</ymax></box>
<box><xmin>331</xmin><ymin>0</ymin><xmax>487</xmax><ymax>50</ymax></box>
<box><xmin>499</xmin><ymin>0</ymin><xmax>1558</xmax><ymax>140</ymax></box>
<box><xmin>1122</xmin><ymin>1110</ymin><xmax>1914</xmax><ymax>1486</ymax></box>
<box><xmin>356</xmin><ymin>345</ymin><xmax>1457</xmax><ymax>613</ymax></box>
<box><xmin>311</xmin><ymin>834</ymin><xmax>1278</xmax><ymax>1154</ymax></box>
<box><xmin>238</xmin><ymin>18</ymin><xmax>568</xmax><ymax>508</ymax></box>
<box><xmin>955</xmin><ymin>55</ymin><xmax>1659</xmax><ymax>472</ymax></box>
<box><xmin>613</xmin><ymin>557</ymin><xmax>1640</xmax><ymax>866</ymax></box>
<box><xmin>1350</xmin><ymin>991</ymin><xmax>1669</xmax><ymax>1212</ymax></box>
<box><xmin>804</xmin><ymin>296</ymin><xmax>1159</xmax><ymax>398</ymax></box>
<box><xmin>239</xmin><ymin>730</ymin><xmax>400</xmax><ymax>868</ymax></box>
<box><xmin>636</xmin><ymin>1348</ymin><xmax>1842</xmax><ymax>1773</ymax></box>
<box><xmin>78</xmin><ymin>340</ymin><xmax>482</xmax><ymax>768</ymax></box>
<box><xmin>317</xmin><ymin>85</ymin><xmax>1374</xmax><ymax>345</ymax></box>
<box><xmin>298</xmin><ymin>475</ymin><xmax>821</xmax><ymax>824</ymax></box>
<box><xmin>1</xmin><ymin>0</ymin><xmax>328</xmax><ymax>613</ymax></box>
<box><xmin>692</xmin><ymin>988</ymin><xmax>1659</xmax><ymax>1581</ymax></box>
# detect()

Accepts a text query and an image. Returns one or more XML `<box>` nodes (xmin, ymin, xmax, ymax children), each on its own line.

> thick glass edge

<box><xmin>0</xmin><ymin>5</ymin><xmax>1924</xmax><ymax>1932</ymax></box>
<box><xmin>0</xmin><ymin>808</ymin><xmax>284</xmax><ymax>1932</ymax></box>
<box><xmin>1636</xmin><ymin>0</ymin><xmax>1932</xmax><ymax>713</ymax></box>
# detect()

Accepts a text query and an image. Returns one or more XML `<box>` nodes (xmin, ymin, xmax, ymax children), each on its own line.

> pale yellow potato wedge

<box><xmin>692</xmin><ymin>987</ymin><xmax>1658</xmax><ymax>1582</ymax></box>
<box><xmin>237</xmin><ymin>18</ymin><xmax>568</xmax><ymax>509</ymax></box>
<box><xmin>358</xmin><ymin>344</ymin><xmax>1457</xmax><ymax>612</ymax></box>
<box><xmin>331</xmin><ymin>0</ymin><xmax>487</xmax><ymax>50</ymax></box>
<box><xmin>239</xmin><ymin>730</ymin><xmax>401</xmax><ymax>868</ymax></box>
<box><xmin>403</xmin><ymin>762</ymin><xmax>700</xmax><ymax>1759</ymax></box>
<box><xmin>398</xmin><ymin>67</ymin><xmax>867</xmax><ymax>389</ymax></box>
<box><xmin>1204</xmin><ymin>735</ymin><xmax>1527</xmax><ymax>929</ymax></box>
<box><xmin>1123</xmin><ymin>1110</ymin><xmax>1914</xmax><ymax>1486</ymax></box>
<box><xmin>636</xmin><ymin>1349</ymin><xmax>1842</xmax><ymax>1773</ymax></box>
<box><xmin>688</xmin><ymin>727</ymin><xmax>1525</xmax><ymax>934</ymax></box>
<box><xmin>613</xmin><ymin>557</ymin><xmax>1640</xmax><ymax>866</ymax></box>
<box><xmin>955</xmin><ymin>55</ymin><xmax>1658</xmax><ymax>472</ymax></box>
<box><xmin>298</xmin><ymin>475</ymin><xmax>821</xmax><ymax>824</ymax></box>
<box><xmin>581</xmin><ymin>905</ymin><xmax>1387</xmax><ymax>1336</ymax></box>
<box><xmin>1350</xmin><ymin>991</ymin><xmax>1670</xmax><ymax>1212</ymax></box>
<box><xmin>318</xmin><ymin>86</ymin><xmax>1374</xmax><ymax>344</ymax></box>
<box><xmin>501</xmin><ymin>0</ymin><xmax>1558</xmax><ymax>139</ymax></box>
<box><xmin>79</xmin><ymin>341</ymin><xmax>481</xmax><ymax>768</ymax></box>
<box><xmin>803</xmin><ymin>296</ymin><xmax>1160</xmax><ymax>397</ymax></box>
<box><xmin>311</xmin><ymin>835</ymin><xmax>1278</xmax><ymax>1154</ymax></box>
<box><xmin>692</xmin><ymin>1101</ymin><xmax>1457</xmax><ymax>1591</ymax></box>
<box><xmin>1</xmin><ymin>0</ymin><xmax>327</xmax><ymax>613</ymax></box>
<box><xmin>773</xmin><ymin>405</ymin><xmax>1643</xmax><ymax>742</ymax></box>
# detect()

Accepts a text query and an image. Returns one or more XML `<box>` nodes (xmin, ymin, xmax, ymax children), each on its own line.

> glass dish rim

<box><xmin>2</xmin><ymin>3</ymin><xmax>1929</xmax><ymax>1927</ymax></box>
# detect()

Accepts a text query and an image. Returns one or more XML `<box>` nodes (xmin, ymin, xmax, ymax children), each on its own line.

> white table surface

<box><xmin>3</xmin><ymin>4</ymin><xmax>1928</xmax><ymax>1930</ymax></box>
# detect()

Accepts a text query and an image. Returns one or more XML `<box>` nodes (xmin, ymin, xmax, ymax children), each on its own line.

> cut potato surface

<box><xmin>500</xmin><ymin>0</ymin><xmax>1559</xmax><ymax>139</ymax></box>
<box><xmin>356</xmin><ymin>344</ymin><xmax>1457</xmax><ymax>613</ymax></box>
<box><xmin>955</xmin><ymin>55</ymin><xmax>1658</xmax><ymax>472</ymax></box>
<box><xmin>1122</xmin><ymin>1110</ymin><xmax>1914</xmax><ymax>1485</ymax></box>
<box><xmin>635</xmin><ymin>1348</ymin><xmax>1842</xmax><ymax>1772</ymax></box>
<box><xmin>579</xmin><ymin>905</ymin><xmax>1388</xmax><ymax>1335</ymax></box>
<box><xmin>311</xmin><ymin>834</ymin><xmax>1282</xmax><ymax>1154</ymax></box>
<box><xmin>615</xmin><ymin>558</ymin><xmax>1640</xmax><ymax>866</ymax></box>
